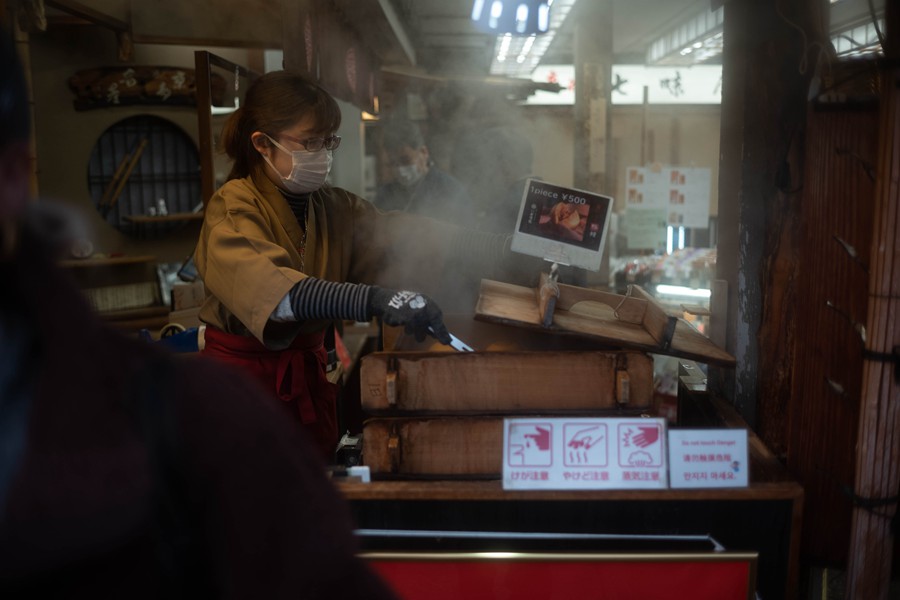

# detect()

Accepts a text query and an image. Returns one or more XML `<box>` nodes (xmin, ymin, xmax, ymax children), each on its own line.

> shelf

<box><xmin>681</xmin><ymin>303</ymin><xmax>711</xmax><ymax>316</ymax></box>
<box><xmin>59</xmin><ymin>255</ymin><xmax>157</xmax><ymax>268</ymax></box>
<box><xmin>124</xmin><ymin>212</ymin><xmax>204</xmax><ymax>224</ymax></box>
<box><xmin>100</xmin><ymin>305</ymin><xmax>170</xmax><ymax>321</ymax></box>
<box><xmin>99</xmin><ymin>305</ymin><xmax>170</xmax><ymax>333</ymax></box>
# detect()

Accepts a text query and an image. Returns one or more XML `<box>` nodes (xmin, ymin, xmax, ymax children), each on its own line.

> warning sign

<box><xmin>507</xmin><ymin>422</ymin><xmax>554</xmax><ymax>467</ymax></box>
<box><xmin>668</xmin><ymin>429</ymin><xmax>749</xmax><ymax>489</ymax></box>
<box><xmin>618</xmin><ymin>422</ymin><xmax>664</xmax><ymax>468</ymax></box>
<box><xmin>563</xmin><ymin>423</ymin><xmax>608</xmax><ymax>467</ymax></box>
<box><xmin>503</xmin><ymin>418</ymin><xmax>668</xmax><ymax>490</ymax></box>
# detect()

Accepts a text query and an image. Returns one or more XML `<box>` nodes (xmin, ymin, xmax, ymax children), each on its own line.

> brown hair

<box><xmin>220</xmin><ymin>70</ymin><xmax>341</xmax><ymax>181</ymax></box>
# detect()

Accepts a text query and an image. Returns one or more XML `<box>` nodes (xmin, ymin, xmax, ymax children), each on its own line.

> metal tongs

<box><xmin>429</xmin><ymin>326</ymin><xmax>475</xmax><ymax>352</ymax></box>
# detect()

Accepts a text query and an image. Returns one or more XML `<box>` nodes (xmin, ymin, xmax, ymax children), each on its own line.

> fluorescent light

<box><xmin>646</xmin><ymin>6</ymin><xmax>724</xmax><ymax>66</ymax></box>
<box><xmin>497</xmin><ymin>32</ymin><xmax>512</xmax><ymax>62</ymax></box>
<box><xmin>471</xmin><ymin>0</ymin><xmax>485</xmax><ymax>20</ymax></box>
<box><xmin>521</xmin><ymin>35</ymin><xmax>536</xmax><ymax>54</ymax></box>
<box><xmin>516</xmin><ymin>5</ymin><xmax>529</xmax><ymax>33</ymax></box>
<box><xmin>489</xmin><ymin>0</ymin><xmax>578</xmax><ymax>78</ymax></box>
<box><xmin>656</xmin><ymin>285</ymin><xmax>711</xmax><ymax>299</ymax></box>
<box><xmin>515</xmin><ymin>34</ymin><xmax>537</xmax><ymax>63</ymax></box>
<box><xmin>538</xmin><ymin>3</ymin><xmax>550</xmax><ymax>31</ymax></box>
<box><xmin>490</xmin><ymin>0</ymin><xmax>504</xmax><ymax>30</ymax></box>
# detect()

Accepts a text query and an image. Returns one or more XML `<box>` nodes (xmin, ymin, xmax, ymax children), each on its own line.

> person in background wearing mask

<box><xmin>375</xmin><ymin>118</ymin><xmax>475</xmax><ymax>228</ymax></box>
<box><xmin>0</xmin><ymin>29</ymin><xmax>398</xmax><ymax>599</ymax></box>
<box><xmin>196</xmin><ymin>71</ymin><xmax>523</xmax><ymax>462</ymax></box>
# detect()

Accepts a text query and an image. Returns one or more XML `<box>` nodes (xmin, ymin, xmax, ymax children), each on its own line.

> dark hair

<box><xmin>381</xmin><ymin>118</ymin><xmax>425</xmax><ymax>154</ymax></box>
<box><xmin>0</xmin><ymin>28</ymin><xmax>30</xmax><ymax>149</ymax></box>
<box><xmin>220</xmin><ymin>71</ymin><xmax>341</xmax><ymax>180</ymax></box>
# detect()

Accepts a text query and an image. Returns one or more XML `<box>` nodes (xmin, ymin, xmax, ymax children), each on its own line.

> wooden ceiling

<box><xmin>40</xmin><ymin>0</ymin><xmax>709</xmax><ymax>75</ymax></box>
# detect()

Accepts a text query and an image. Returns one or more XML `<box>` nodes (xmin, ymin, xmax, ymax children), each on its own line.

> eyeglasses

<box><xmin>277</xmin><ymin>133</ymin><xmax>342</xmax><ymax>152</ymax></box>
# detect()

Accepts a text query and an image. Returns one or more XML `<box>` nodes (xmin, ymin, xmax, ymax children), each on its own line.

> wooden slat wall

<box><xmin>787</xmin><ymin>103</ymin><xmax>878</xmax><ymax>564</ymax></box>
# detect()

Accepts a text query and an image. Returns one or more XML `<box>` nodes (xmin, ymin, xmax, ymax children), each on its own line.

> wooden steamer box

<box><xmin>360</xmin><ymin>280</ymin><xmax>735</xmax><ymax>479</ymax></box>
<box><xmin>360</xmin><ymin>350</ymin><xmax>653</xmax><ymax>414</ymax></box>
<box><xmin>361</xmin><ymin>349</ymin><xmax>653</xmax><ymax>478</ymax></box>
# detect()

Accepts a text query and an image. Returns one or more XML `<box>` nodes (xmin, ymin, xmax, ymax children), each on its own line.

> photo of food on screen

<box><xmin>542</xmin><ymin>201</ymin><xmax>588</xmax><ymax>241</ymax></box>
<box><xmin>517</xmin><ymin>188</ymin><xmax>609</xmax><ymax>252</ymax></box>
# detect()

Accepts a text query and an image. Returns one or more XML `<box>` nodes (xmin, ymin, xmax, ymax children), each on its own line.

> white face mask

<box><xmin>262</xmin><ymin>135</ymin><xmax>332</xmax><ymax>194</ymax></box>
<box><xmin>395</xmin><ymin>164</ymin><xmax>424</xmax><ymax>188</ymax></box>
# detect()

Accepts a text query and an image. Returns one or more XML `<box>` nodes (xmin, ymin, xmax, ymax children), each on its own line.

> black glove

<box><xmin>367</xmin><ymin>287</ymin><xmax>452</xmax><ymax>345</ymax></box>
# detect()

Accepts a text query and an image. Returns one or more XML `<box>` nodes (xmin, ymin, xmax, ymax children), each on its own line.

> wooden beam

<box><xmin>194</xmin><ymin>51</ymin><xmax>260</xmax><ymax>208</ymax></box>
<box><xmin>847</xmin><ymin>2</ymin><xmax>900</xmax><ymax>596</ymax></box>
<box><xmin>44</xmin><ymin>0</ymin><xmax>127</xmax><ymax>32</ymax></box>
<box><xmin>131</xmin><ymin>0</ymin><xmax>280</xmax><ymax>49</ymax></box>
<box><xmin>44</xmin><ymin>0</ymin><xmax>132</xmax><ymax>59</ymax></box>
<box><xmin>331</xmin><ymin>0</ymin><xmax>416</xmax><ymax>67</ymax></box>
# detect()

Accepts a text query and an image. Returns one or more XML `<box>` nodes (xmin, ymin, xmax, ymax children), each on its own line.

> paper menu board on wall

<box><xmin>666</xmin><ymin>167</ymin><xmax>711</xmax><ymax>229</ymax></box>
<box><xmin>625</xmin><ymin>166</ymin><xmax>712</xmax><ymax>242</ymax></box>
<box><xmin>624</xmin><ymin>166</ymin><xmax>667</xmax><ymax>251</ymax></box>
<box><xmin>625</xmin><ymin>167</ymin><xmax>668</xmax><ymax>210</ymax></box>
<box><xmin>624</xmin><ymin>208</ymin><xmax>667</xmax><ymax>252</ymax></box>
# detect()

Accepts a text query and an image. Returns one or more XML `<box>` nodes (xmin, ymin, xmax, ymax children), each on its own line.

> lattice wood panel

<box><xmin>787</xmin><ymin>103</ymin><xmax>878</xmax><ymax>564</ymax></box>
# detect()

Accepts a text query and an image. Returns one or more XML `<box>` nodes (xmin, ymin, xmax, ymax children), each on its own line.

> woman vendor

<box><xmin>194</xmin><ymin>71</ymin><xmax>467</xmax><ymax>462</ymax></box>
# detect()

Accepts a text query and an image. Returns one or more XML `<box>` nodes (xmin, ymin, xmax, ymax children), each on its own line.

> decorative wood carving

<box><xmin>67</xmin><ymin>66</ymin><xmax>225</xmax><ymax>111</ymax></box>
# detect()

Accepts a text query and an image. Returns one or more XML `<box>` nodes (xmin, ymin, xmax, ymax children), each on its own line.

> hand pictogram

<box><xmin>631</xmin><ymin>426</ymin><xmax>659</xmax><ymax>448</ymax></box>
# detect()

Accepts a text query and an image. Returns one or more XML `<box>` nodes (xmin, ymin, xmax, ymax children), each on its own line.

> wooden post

<box><xmin>846</xmin><ymin>3</ymin><xmax>900</xmax><ymax>597</ymax></box>
<box><xmin>712</xmin><ymin>0</ymin><xmax>821</xmax><ymax>431</ymax></box>
<box><xmin>572</xmin><ymin>0</ymin><xmax>612</xmax><ymax>286</ymax></box>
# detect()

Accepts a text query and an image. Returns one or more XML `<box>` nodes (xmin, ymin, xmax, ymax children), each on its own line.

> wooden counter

<box><xmin>340</xmin><ymin>381</ymin><xmax>802</xmax><ymax>600</ymax></box>
<box><xmin>339</xmin><ymin>478</ymin><xmax>801</xmax><ymax>503</ymax></box>
<box><xmin>341</xmin><ymin>478</ymin><xmax>802</xmax><ymax>600</ymax></box>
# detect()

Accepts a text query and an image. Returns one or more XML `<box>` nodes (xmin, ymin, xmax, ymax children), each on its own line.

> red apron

<box><xmin>202</xmin><ymin>326</ymin><xmax>339</xmax><ymax>462</ymax></box>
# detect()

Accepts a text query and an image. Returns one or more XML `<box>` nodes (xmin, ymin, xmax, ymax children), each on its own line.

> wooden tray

<box><xmin>475</xmin><ymin>279</ymin><xmax>735</xmax><ymax>367</ymax></box>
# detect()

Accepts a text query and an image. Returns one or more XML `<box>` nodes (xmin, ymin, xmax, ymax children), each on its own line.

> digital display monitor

<box><xmin>511</xmin><ymin>179</ymin><xmax>613</xmax><ymax>271</ymax></box>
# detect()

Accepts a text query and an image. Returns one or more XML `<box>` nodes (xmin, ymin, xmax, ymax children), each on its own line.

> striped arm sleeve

<box><xmin>283</xmin><ymin>277</ymin><xmax>374</xmax><ymax>323</ymax></box>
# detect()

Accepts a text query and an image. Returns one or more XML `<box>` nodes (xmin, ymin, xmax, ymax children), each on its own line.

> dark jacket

<box><xmin>0</xmin><ymin>224</ymin><xmax>397</xmax><ymax>599</ymax></box>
